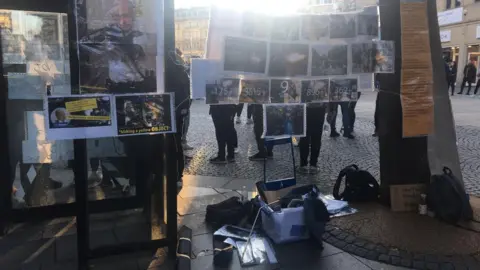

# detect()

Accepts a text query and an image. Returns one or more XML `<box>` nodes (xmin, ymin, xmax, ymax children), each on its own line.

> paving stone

<box><xmin>365</xmin><ymin>243</ymin><xmax>376</xmax><ymax>251</ymax></box>
<box><xmin>401</xmin><ymin>258</ymin><xmax>413</xmax><ymax>268</ymax></box>
<box><xmin>365</xmin><ymin>250</ymin><xmax>378</xmax><ymax>261</ymax></box>
<box><xmin>439</xmin><ymin>262</ymin><xmax>455</xmax><ymax>270</ymax></box>
<box><xmin>345</xmin><ymin>235</ymin><xmax>356</xmax><ymax>244</ymax></box>
<box><xmin>378</xmin><ymin>254</ymin><xmax>390</xmax><ymax>264</ymax></box>
<box><xmin>354</xmin><ymin>240</ymin><xmax>366</xmax><ymax>247</ymax></box>
<box><xmin>425</xmin><ymin>254</ymin><xmax>439</xmax><ymax>263</ymax></box>
<box><xmin>413</xmin><ymin>260</ymin><xmax>426</xmax><ymax>270</ymax></box>
<box><xmin>390</xmin><ymin>256</ymin><xmax>402</xmax><ymax>266</ymax></box>
<box><xmin>426</xmin><ymin>262</ymin><xmax>439</xmax><ymax>270</ymax></box>
<box><xmin>344</xmin><ymin>244</ymin><xmax>356</xmax><ymax>253</ymax></box>
<box><xmin>375</xmin><ymin>245</ymin><xmax>388</xmax><ymax>254</ymax></box>
<box><xmin>352</xmin><ymin>247</ymin><xmax>368</xmax><ymax>257</ymax></box>
<box><xmin>389</xmin><ymin>249</ymin><xmax>401</xmax><ymax>257</ymax></box>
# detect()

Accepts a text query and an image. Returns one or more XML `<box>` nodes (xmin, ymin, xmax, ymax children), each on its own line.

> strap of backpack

<box><xmin>333</xmin><ymin>167</ymin><xmax>350</xmax><ymax>200</ymax></box>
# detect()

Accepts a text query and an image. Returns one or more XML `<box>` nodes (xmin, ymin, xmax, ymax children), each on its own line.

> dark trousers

<box><xmin>247</xmin><ymin>104</ymin><xmax>253</xmax><ymax>119</ymax></box>
<box><xmin>374</xmin><ymin>94</ymin><xmax>379</xmax><ymax>133</ymax></box>
<box><xmin>299</xmin><ymin>106</ymin><xmax>326</xmax><ymax>167</ymax></box>
<box><xmin>346</xmin><ymin>92</ymin><xmax>361</xmax><ymax>134</ymax></box>
<box><xmin>176</xmin><ymin>114</ymin><xmax>186</xmax><ymax>179</ymax></box>
<box><xmin>252</xmin><ymin>105</ymin><xmax>273</xmax><ymax>155</ymax></box>
<box><xmin>211</xmin><ymin>106</ymin><xmax>236</xmax><ymax>158</ymax></box>
<box><xmin>460</xmin><ymin>77</ymin><xmax>473</xmax><ymax>94</ymax></box>
<box><xmin>447</xmin><ymin>78</ymin><xmax>455</xmax><ymax>95</ymax></box>
<box><xmin>328</xmin><ymin>93</ymin><xmax>361</xmax><ymax>135</ymax></box>
<box><xmin>475</xmin><ymin>79</ymin><xmax>480</xmax><ymax>95</ymax></box>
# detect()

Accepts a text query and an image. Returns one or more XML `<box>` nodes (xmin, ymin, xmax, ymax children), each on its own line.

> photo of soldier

<box><xmin>311</xmin><ymin>44</ymin><xmax>348</xmax><ymax>76</ymax></box>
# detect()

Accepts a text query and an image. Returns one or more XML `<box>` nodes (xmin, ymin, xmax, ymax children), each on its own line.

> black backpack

<box><xmin>426</xmin><ymin>167</ymin><xmax>473</xmax><ymax>224</ymax></box>
<box><xmin>333</xmin><ymin>165</ymin><xmax>379</xmax><ymax>202</ymax></box>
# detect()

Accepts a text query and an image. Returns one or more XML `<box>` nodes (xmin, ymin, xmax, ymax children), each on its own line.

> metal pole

<box><xmin>67</xmin><ymin>0</ymin><xmax>90</xmax><ymax>269</ymax></box>
<box><xmin>163</xmin><ymin>0</ymin><xmax>178</xmax><ymax>260</ymax></box>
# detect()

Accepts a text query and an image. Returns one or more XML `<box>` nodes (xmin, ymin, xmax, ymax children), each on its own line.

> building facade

<box><xmin>174</xmin><ymin>7</ymin><xmax>209</xmax><ymax>61</ymax></box>
<box><xmin>303</xmin><ymin>0</ymin><xmax>376</xmax><ymax>13</ymax></box>
<box><xmin>437</xmin><ymin>0</ymin><xmax>480</xmax><ymax>83</ymax></box>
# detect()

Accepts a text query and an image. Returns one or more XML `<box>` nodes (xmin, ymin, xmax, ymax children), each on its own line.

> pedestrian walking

<box><xmin>298</xmin><ymin>104</ymin><xmax>327</xmax><ymax>174</ymax></box>
<box><xmin>458</xmin><ymin>59</ymin><xmax>477</xmax><ymax>95</ymax></box>
<box><xmin>209</xmin><ymin>105</ymin><xmax>237</xmax><ymax>164</ymax></box>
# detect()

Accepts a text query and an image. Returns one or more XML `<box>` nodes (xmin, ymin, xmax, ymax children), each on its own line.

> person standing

<box><xmin>298</xmin><ymin>104</ymin><xmax>326</xmax><ymax>174</ymax></box>
<box><xmin>446</xmin><ymin>60</ymin><xmax>457</xmax><ymax>96</ymax></box>
<box><xmin>249</xmin><ymin>104</ymin><xmax>273</xmax><ymax>160</ymax></box>
<box><xmin>210</xmin><ymin>105</ymin><xmax>237</xmax><ymax>164</ymax></box>
<box><xmin>474</xmin><ymin>69</ymin><xmax>480</xmax><ymax>95</ymax></box>
<box><xmin>458</xmin><ymin>59</ymin><xmax>477</xmax><ymax>95</ymax></box>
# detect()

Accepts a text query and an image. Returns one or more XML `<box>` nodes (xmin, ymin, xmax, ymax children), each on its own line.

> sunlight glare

<box><xmin>208</xmin><ymin>0</ymin><xmax>309</xmax><ymax>15</ymax></box>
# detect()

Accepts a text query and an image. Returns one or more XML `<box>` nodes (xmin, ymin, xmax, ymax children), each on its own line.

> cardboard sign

<box><xmin>390</xmin><ymin>184</ymin><xmax>426</xmax><ymax>212</ymax></box>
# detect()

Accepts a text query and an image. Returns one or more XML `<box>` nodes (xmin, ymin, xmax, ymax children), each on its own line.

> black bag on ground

<box><xmin>427</xmin><ymin>167</ymin><xmax>473</xmax><ymax>224</ymax></box>
<box><xmin>205</xmin><ymin>197</ymin><xmax>246</xmax><ymax>229</ymax></box>
<box><xmin>333</xmin><ymin>165</ymin><xmax>379</xmax><ymax>202</ymax></box>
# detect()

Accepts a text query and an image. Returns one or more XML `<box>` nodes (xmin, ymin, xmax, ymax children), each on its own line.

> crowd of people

<box><xmin>445</xmin><ymin>58</ymin><xmax>480</xmax><ymax>96</ymax></box>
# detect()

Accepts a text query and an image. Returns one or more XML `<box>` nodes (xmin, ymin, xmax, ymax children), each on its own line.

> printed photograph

<box><xmin>206</xmin><ymin>78</ymin><xmax>241</xmax><ymax>104</ymax></box>
<box><xmin>116</xmin><ymin>93</ymin><xmax>174</xmax><ymax>136</ymax></box>
<box><xmin>264</xmin><ymin>104</ymin><xmax>306</xmax><ymax>138</ymax></box>
<box><xmin>301</xmin><ymin>79</ymin><xmax>329</xmax><ymax>103</ymax></box>
<box><xmin>329</xmin><ymin>78</ymin><xmax>359</xmax><ymax>102</ymax></box>
<box><xmin>329</xmin><ymin>14</ymin><xmax>356</xmax><ymax>39</ymax></box>
<box><xmin>239</xmin><ymin>79</ymin><xmax>270</xmax><ymax>104</ymax></box>
<box><xmin>224</xmin><ymin>37</ymin><xmax>268</xmax><ymax>74</ymax></box>
<box><xmin>352</xmin><ymin>43</ymin><xmax>376</xmax><ymax>74</ymax></box>
<box><xmin>241</xmin><ymin>12</ymin><xmax>271</xmax><ymax>38</ymax></box>
<box><xmin>268</xmin><ymin>43</ymin><xmax>309</xmax><ymax>77</ymax></box>
<box><xmin>311</xmin><ymin>44</ymin><xmax>348</xmax><ymax>76</ymax></box>
<box><xmin>301</xmin><ymin>15</ymin><xmax>329</xmax><ymax>41</ymax></box>
<box><xmin>77</xmin><ymin>0</ymin><xmax>158</xmax><ymax>93</ymax></box>
<box><xmin>270</xmin><ymin>79</ymin><xmax>301</xmax><ymax>104</ymax></box>
<box><xmin>270</xmin><ymin>16</ymin><xmax>300</xmax><ymax>41</ymax></box>
<box><xmin>48</xmin><ymin>96</ymin><xmax>112</xmax><ymax>129</ymax></box>
<box><xmin>375</xmin><ymin>41</ymin><xmax>395</xmax><ymax>73</ymax></box>
<box><xmin>357</xmin><ymin>14</ymin><xmax>379</xmax><ymax>37</ymax></box>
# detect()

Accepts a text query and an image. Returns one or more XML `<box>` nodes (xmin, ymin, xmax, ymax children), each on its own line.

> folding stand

<box><xmin>263</xmin><ymin>136</ymin><xmax>297</xmax><ymax>189</ymax></box>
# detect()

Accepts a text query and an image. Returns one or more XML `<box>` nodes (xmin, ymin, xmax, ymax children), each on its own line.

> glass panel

<box><xmin>2</xmin><ymin>10</ymin><xmax>74</xmax><ymax>208</ymax></box>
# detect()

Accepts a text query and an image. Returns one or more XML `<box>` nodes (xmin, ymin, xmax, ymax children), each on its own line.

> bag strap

<box><xmin>443</xmin><ymin>167</ymin><xmax>453</xmax><ymax>176</ymax></box>
<box><xmin>333</xmin><ymin>167</ymin><xmax>352</xmax><ymax>200</ymax></box>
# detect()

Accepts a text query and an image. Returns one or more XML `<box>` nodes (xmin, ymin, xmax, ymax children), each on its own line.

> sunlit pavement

<box><xmin>184</xmin><ymin>90</ymin><xmax>480</xmax><ymax>196</ymax></box>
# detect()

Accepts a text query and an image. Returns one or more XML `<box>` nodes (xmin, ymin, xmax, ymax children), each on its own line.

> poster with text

<box><xmin>301</xmin><ymin>15</ymin><xmax>329</xmax><ymax>41</ymax></box>
<box><xmin>270</xmin><ymin>16</ymin><xmax>300</xmax><ymax>41</ymax></box>
<box><xmin>223</xmin><ymin>37</ymin><xmax>267</xmax><ymax>74</ymax></box>
<box><xmin>263</xmin><ymin>104</ymin><xmax>306</xmax><ymax>139</ymax></box>
<box><xmin>206</xmin><ymin>79</ymin><xmax>240</xmax><ymax>104</ymax></box>
<box><xmin>242</xmin><ymin>12</ymin><xmax>271</xmax><ymax>38</ymax></box>
<box><xmin>270</xmin><ymin>79</ymin><xmax>301</xmax><ymax>103</ymax></box>
<box><xmin>268</xmin><ymin>43</ymin><xmax>309</xmax><ymax>77</ymax></box>
<box><xmin>115</xmin><ymin>93</ymin><xmax>175</xmax><ymax>136</ymax></box>
<box><xmin>239</xmin><ymin>79</ymin><xmax>270</xmax><ymax>104</ymax></box>
<box><xmin>329</xmin><ymin>78</ymin><xmax>358</xmax><ymax>102</ymax></box>
<box><xmin>45</xmin><ymin>95</ymin><xmax>115</xmax><ymax>140</ymax></box>
<box><xmin>329</xmin><ymin>14</ymin><xmax>356</xmax><ymax>39</ymax></box>
<box><xmin>76</xmin><ymin>0</ymin><xmax>159</xmax><ymax>94</ymax></box>
<box><xmin>311</xmin><ymin>44</ymin><xmax>348</xmax><ymax>76</ymax></box>
<box><xmin>301</xmin><ymin>79</ymin><xmax>330</xmax><ymax>103</ymax></box>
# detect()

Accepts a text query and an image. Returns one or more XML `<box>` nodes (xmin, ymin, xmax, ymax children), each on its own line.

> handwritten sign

<box><xmin>27</xmin><ymin>60</ymin><xmax>61</xmax><ymax>78</ymax></box>
<box><xmin>390</xmin><ymin>184</ymin><xmax>426</xmax><ymax>212</ymax></box>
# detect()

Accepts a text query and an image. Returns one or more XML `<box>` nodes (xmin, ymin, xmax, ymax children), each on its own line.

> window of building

<box><xmin>315</xmin><ymin>0</ymin><xmax>333</xmax><ymax>5</ymax></box>
<box><xmin>446</xmin><ymin>0</ymin><xmax>462</xmax><ymax>9</ymax></box>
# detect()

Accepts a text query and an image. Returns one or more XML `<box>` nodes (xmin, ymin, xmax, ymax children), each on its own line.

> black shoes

<box><xmin>249</xmin><ymin>152</ymin><xmax>267</xmax><ymax>161</ymax></box>
<box><xmin>210</xmin><ymin>156</ymin><xmax>227</xmax><ymax>164</ymax></box>
<box><xmin>226</xmin><ymin>156</ymin><xmax>235</xmax><ymax>163</ymax></box>
<box><xmin>330</xmin><ymin>131</ymin><xmax>340</xmax><ymax>138</ymax></box>
<box><xmin>343</xmin><ymin>133</ymin><xmax>355</xmax><ymax>139</ymax></box>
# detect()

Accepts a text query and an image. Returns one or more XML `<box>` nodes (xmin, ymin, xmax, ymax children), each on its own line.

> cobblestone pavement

<box><xmin>184</xmin><ymin>91</ymin><xmax>480</xmax><ymax>196</ymax></box>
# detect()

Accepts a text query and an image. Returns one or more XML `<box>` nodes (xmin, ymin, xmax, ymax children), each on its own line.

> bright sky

<box><xmin>175</xmin><ymin>0</ymin><xmax>310</xmax><ymax>14</ymax></box>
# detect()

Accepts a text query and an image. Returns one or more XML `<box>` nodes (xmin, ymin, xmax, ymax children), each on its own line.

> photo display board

<box><xmin>203</xmin><ymin>5</ymin><xmax>394</xmax><ymax>138</ymax></box>
<box><xmin>43</xmin><ymin>0</ymin><xmax>173</xmax><ymax>140</ymax></box>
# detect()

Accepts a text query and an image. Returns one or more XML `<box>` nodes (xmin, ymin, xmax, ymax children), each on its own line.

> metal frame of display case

<box><xmin>0</xmin><ymin>1</ymin><xmax>178</xmax><ymax>269</ymax></box>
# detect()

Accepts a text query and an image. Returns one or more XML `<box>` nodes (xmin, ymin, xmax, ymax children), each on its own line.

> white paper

<box><xmin>190</xmin><ymin>59</ymin><xmax>222</xmax><ymax>99</ymax></box>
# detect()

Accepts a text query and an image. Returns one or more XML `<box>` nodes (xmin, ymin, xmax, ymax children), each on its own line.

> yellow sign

<box><xmin>65</xmin><ymin>99</ymin><xmax>98</xmax><ymax>113</ymax></box>
<box><xmin>67</xmin><ymin>115</ymin><xmax>111</xmax><ymax>121</ymax></box>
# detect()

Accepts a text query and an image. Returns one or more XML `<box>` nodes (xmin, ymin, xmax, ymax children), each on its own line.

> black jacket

<box><xmin>463</xmin><ymin>63</ymin><xmax>477</xmax><ymax>82</ymax></box>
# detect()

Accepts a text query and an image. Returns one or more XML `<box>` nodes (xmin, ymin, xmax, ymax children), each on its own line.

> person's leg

<box><xmin>176</xmin><ymin>115</ymin><xmax>186</xmax><ymax>179</ymax></box>
<box><xmin>450</xmin><ymin>80</ymin><xmax>455</xmax><ymax>96</ymax></box>
<box><xmin>467</xmin><ymin>81</ymin><xmax>472</xmax><ymax>95</ymax></box>
<box><xmin>211</xmin><ymin>108</ymin><xmax>226</xmax><ymax>159</ymax></box>
<box><xmin>90</xmin><ymin>158</ymin><xmax>100</xmax><ymax>172</ymax></box>
<box><xmin>298</xmin><ymin>136</ymin><xmax>310</xmax><ymax>168</ymax></box>
<box><xmin>251</xmin><ymin>105</ymin><xmax>268</xmax><ymax>160</ymax></box>
<box><xmin>327</xmin><ymin>103</ymin><xmax>339</xmax><ymax>137</ymax></box>
<box><xmin>349</xmin><ymin>92</ymin><xmax>361</xmax><ymax>132</ymax></box>
<box><xmin>236</xmin><ymin>104</ymin><xmax>244</xmax><ymax>117</ymax></box>
<box><xmin>247</xmin><ymin>104</ymin><xmax>253</xmax><ymax>120</ymax></box>
<box><xmin>341</xmin><ymin>102</ymin><xmax>354</xmax><ymax>139</ymax></box>
<box><xmin>475</xmin><ymin>79</ymin><xmax>480</xmax><ymax>95</ymax></box>
<box><xmin>373</xmin><ymin>94</ymin><xmax>379</xmax><ymax>136</ymax></box>
<box><xmin>228</xmin><ymin>106</ymin><xmax>238</xmax><ymax>157</ymax></box>
<box><xmin>309</xmin><ymin>106</ymin><xmax>326</xmax><ymax>167</ymax></box>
